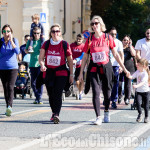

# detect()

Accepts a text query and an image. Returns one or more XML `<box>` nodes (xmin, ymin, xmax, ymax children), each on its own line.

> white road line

<box><xmin>9</xmin><ymin>110</ymin><xmax>123</xmax><ymax>150</ymax></box>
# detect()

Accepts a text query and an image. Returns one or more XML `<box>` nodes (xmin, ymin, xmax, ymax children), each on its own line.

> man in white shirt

<box><xmin>109</xmin><ymin>27</ymin><xmax>124</xmax><ymax>108</ymax></box>
<box><xmin>135</xmin><ymin>28</ymin><xmax>150</xmax><ymax>64</ymax></box>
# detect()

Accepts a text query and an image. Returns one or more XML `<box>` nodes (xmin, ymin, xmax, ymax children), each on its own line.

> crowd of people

<box><xmin>0</xmin><ymin>14</ymin><xmax>149</xmax><ymax>125</ymax></box>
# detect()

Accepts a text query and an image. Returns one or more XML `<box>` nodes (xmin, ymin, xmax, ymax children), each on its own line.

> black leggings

<box><xmin>0</xmin><ymin>69</ymin><xmax>18</xmax><ymax>107</ymax></box>
<box><xmin>46</xmin><ymin>76</ymin><xmax>67</xmax><ymax>116</ymax></box>
<box><xmin>136</xmin><ymin>92</ymin><xmax>149</xmax><ymax>117</ymax></box>
<box><xmin>90</xmin><ymin>72</ymin><xmax>112</xmax><ymax>117</ymax></box>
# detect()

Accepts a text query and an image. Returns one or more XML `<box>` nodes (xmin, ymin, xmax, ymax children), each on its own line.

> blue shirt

<box><xmin>20</xmin><ymin>44</ymin><xmax>26</xmax><ymax>60</ymax></box>
<box><xmin>0</xmin><ymin>37</ymin><xmax>20</xmax><ymax>70</ymax></box>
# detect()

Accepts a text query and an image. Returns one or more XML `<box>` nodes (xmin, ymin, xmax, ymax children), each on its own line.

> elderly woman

<box><xmin>39</xmin><ymin>23</ymin><xmax>73</xmax><ymax>124</ymax></box>
<box><xmin>0</xmin><ymin>24</ymin><xmax>20</xmax><ymax>116</ymax></box>
<box><xmin>79</xmin><ymin>16</ymin><xmax>130</xmax><ymax>125</ymax></box>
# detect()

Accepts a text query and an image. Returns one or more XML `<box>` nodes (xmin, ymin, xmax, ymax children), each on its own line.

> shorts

<box><xmin>74</xmin><ymin>67</ymin><xmax>84</xmax><ymax>81</ymax></box>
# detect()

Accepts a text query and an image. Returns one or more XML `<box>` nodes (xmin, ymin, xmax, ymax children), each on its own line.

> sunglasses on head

<box><xmin>3</xmin><ymin>30</ymin><xmax>10</xmax><ymax>33</ymax></box>
<box><xmin>33</xmin><ymin>32</ymin><xmax>40</xmax><ymax>35</ymax></box>
<box><xmin>51</xmin><ymin>30</ymin><xmax>60</xmax><ymax>34</ymax></box>
<box><xmin>90</xmin><ymin>22</ymin><xmax>100</xmax><ymax>26</ymax></box>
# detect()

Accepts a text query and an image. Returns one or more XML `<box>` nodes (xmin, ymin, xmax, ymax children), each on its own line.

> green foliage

<box><xmin>91</xmin><ymin>0</ymin><xmax>150</xmax><ymax>45</ymax></box>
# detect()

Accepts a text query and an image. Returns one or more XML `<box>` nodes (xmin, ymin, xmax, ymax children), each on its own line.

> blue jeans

<box><xmin>111</xmin><ymin>66</ymin><xmax>120</xmax><ymax>102</ymax></box>
<box><xmin>30</xmin><ymin>67</ymin><xmax>43</xmax><ymax>100</ymax></box>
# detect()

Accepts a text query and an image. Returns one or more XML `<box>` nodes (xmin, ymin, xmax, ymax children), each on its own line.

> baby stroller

<box><xmin>14</xmin><ymin>61</ymin><xmax>32</xmax><ymax>99</ymax></box>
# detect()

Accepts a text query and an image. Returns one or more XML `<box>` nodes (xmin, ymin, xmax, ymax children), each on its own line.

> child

<box><xmin>28</xmin><ymin>14</ymin><xmax>45</xmax><ymax>53</ymax></box>
<box><xmin>127</xmin><ymin>58</ymin><xmax>150</xmax><ymax>123</ymax></box>
<box><xmin>16</xmin><ymin>64</ymin><xmax>28</xmax><ymax>87</ymax></box>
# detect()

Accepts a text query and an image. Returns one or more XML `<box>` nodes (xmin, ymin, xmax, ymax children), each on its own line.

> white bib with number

<box><xmin>47</xmin><ymin>55</ymin><xmax>61</xmax><ymax>66</ymax></box>
<box><xmin>92</xmin><ymin>51</ymin><xmax>106</xmax><ymax>63</ymax></box>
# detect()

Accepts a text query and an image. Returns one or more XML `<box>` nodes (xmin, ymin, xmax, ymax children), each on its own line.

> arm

<box><xmin>111</xmin><ymin>48</ymin><xmax>129</xmax><ymax>75</ymax></box>
<box><xmin>18</xmin><ymin>53</ymin><xmax>22</xmax><ymax>62</ymax></box>
<box><xmin>75</xmin><ymin>52</ymin><xmax>84</xmax><ymax>61</ymax></box>
<box><xmin>67</xmin><ymin>55</ymin><xmax>73</xmax><ymax>84</ymax></box>
<box><xmin>78</xmin><ymin>53</ymin><xmax>89</xmax><ymax>82</ymax></box>
<box><xmin>39</xmin><ymin>48</ymin><xmax>47</xmax><ymax>72</ymax></box>
<box><xmin>129</xmin><ymin>46</ymin><xmax>136</xmax><ymax>57</ymax></box>
<box><xmin>136</xmin><ymin>50</ymin><xmax>141</xmax><ymax>60</ymax></box>
<box><xmin>133</xmin><ymin>81</ymin><xmax>145</xmax><ymax>89</ymax></box>
<box><xmin>11</xmin><ymin>38</ymin><xmax>20</xmax><ymax>54</ymax></box>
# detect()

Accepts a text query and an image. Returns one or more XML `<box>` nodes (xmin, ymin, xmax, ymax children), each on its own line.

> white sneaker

<box><xmin>6</xmin><ymin>106</ymin><xmax>12</xmax><ymax>116</ymax></box>
<box><xmin>104</xmin><ymin>111</ymin><xmax>110</xmax><ymax>123</ymax></box>
<box><xmin>94</xmin><ymin>117</ymin><xmax>102</xmax><ymax>125</ymax></box>
<box><xmin>28</xmin><ymin>47</ymin><xmax>34</xmax><ymax>53</ymax></box>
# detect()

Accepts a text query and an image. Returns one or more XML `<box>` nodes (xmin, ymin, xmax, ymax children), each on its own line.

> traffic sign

<box><xmin>82</xmin><ymin>30</ymin><xmax>90</xmax><ymax>39</ymax></box>
<box><xmin>40</xmin><ymin>12</ymin><xmax>46</xmax><ymax>23</ymax></box>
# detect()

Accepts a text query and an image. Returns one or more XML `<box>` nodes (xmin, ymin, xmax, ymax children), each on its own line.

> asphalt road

<box><xmin>0</xmin><ymin>85</ymin><xmax>150</xmax><ymax>150</ymax></box>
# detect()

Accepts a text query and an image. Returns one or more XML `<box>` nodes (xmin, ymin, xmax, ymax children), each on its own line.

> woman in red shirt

<box><xmin>39</xmin><ymin>23</ymin><xmax>73</xmax><ymax>124</ymax></box>
<box><xmin>79</xmin><ymin>15</ymin><xmax>130</xmax><ymax>125</ymax></box>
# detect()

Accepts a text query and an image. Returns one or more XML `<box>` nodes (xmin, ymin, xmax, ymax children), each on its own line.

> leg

<box><xmin>53</xmin><ymin>76</ymin><xmax>67</xmax><ymax>116</ymax></box>
<box><xmin>0</xmin><ymin>70</ymin><xmax>18</xmax><ymax>107</ymax></box>
<box><xmin>30</xmin><ymin>67</ymin><xmax>43</xmax><ymax>101</ymax></box>
<box><xmin>90</xmin><ymin>72</ymin><xmax>101</xmax><ymax>117</ymax></box>
<box><xmin>136</xmin><ymin>92</ymin><xmax>142</xmax><ymax>115</ymax></box>
<box><xmin>143</xmin><ymin>92</ymin><xmax>149</xmax><ymax>118</ymax></box>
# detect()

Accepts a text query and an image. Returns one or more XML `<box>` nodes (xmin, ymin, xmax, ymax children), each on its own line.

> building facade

<box><xmin>0</xmin><ymin>0</ymin><xmax>91</xmax><ymax>45</ymax></box>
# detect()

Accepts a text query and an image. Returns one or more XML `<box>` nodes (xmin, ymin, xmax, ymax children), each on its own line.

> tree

<box><xmin>91</xmin><ymin>0</ymin><xmax>150</xmax><ymax>44</ymax></box>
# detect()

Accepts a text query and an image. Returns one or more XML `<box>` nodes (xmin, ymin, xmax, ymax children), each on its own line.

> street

<box><xmin>0</xmin><ymin>85</ymin><xmax>150</xmax><ymax>150</ymax></box>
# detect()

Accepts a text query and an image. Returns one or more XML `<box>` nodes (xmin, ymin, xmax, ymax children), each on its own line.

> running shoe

<box><xmin>136</xmin><ymin>114</ymin><xmax>142</xmax><ymax>122</ymax></box>
<box><xmin>144</xmin><ymin>117</ymin><xmax>149</xmax><ymax>123</ymax></box>
<box><xmin>93</xmin><ymin>117</ymin><xmax>102</xmax><ymax>125</ymax></box>
<box><xmin>33</xmin><ymin>100</ymin><xmax>38</xmax><ymax>104</ymax></box>
<box><xmin>50</xmin><ymin>113</ymin><xmax>55</xmax><ymax>122</ymax></box>
<box><xmin>53</xmin><ymin>115</ymin><xmax>60</xmax><ymax>124</ymax></box>
<box><xmin>6</xmin><ymin>106</ymin><xmax>12</xmax><ymax>116</ymax></box>
<box><xmin>111</xmin><ymin>101</ymin><xmax>117</xmax><ymax>109</ymax></box>
<box><xmin>104</xmin><ymin>111</ymin><xmax>110</xmax><ymax>123</ymax></box>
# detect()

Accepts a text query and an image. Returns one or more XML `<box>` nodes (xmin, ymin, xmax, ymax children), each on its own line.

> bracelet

<box><xmin>70</xmin><ymin>74</ymin><xmax>74</xmax><ymax>77</ymax></box>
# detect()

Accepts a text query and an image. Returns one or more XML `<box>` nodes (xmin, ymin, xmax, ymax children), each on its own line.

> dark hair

<box><xmin>24</xmin><ymin>35</ymin><xmax>30</xmax><ymax>39</ymax></box>
<box><xmin>2</xmin><ymin>24</ymin><xmax>13</xmax><ymax>34</ymax></box>
<box><xmin>110</xmin><ymin>27</ymin><xmax>116</xmax><ymax>31</ymax></box>
<box><xmin>77</xmin><ymin>33</ymin><xmax>84</xmax><ymax>39</ymax></box>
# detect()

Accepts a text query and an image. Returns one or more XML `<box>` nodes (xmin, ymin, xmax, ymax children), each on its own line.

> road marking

<box><xmin>9</xmin><ymin>109</ymin><xmax>123</xmax><ymax>150</ymax></box>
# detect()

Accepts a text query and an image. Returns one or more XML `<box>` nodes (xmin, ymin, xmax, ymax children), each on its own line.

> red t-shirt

<box><xmin>83</xmin><ymin>33</ymin><xmax>115</xmax><ymax>72</ymax></box>
<box><xmin>70</xmin><ymin>42</ymin><xmax>85</xmax><ymax>68</ymax></box>
<box><xmin>41</xmin><ymin>40</ymin><xmax>72</xmax><ymax>76</ymax></box>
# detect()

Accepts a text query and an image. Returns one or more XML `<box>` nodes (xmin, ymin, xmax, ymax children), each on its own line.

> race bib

<box><xmin>92</xmin><ymin>51</ymin><xmax>106</xmax><ymax>63</ymax></box>
<box><xmin>47</xmin><ymin>55</ymin><xmax>61</xmax><ymax>66</ymax></box>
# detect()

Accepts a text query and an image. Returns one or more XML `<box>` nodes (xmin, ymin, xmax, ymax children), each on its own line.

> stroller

<box><xmin>14</xmin><ymin>61</ymin><xmax>32</xmax><ymax>99</ymax></box>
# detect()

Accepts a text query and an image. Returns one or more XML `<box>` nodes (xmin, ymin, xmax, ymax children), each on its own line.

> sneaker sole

<box><xmin>6</xmin><ymin>109</ymin><xmax>12</xmax><ymax>116</ymax></box>
<box><xmin>53</xmin><ymin>116</ymin><xmax>60</xmax><ymax>124</ymax></box>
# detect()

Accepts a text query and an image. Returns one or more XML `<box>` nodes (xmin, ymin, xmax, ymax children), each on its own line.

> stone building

<box><xmin>0</xmin><ymin>0</ymin><xmax>91</xmax><ymax>45</ymax></box>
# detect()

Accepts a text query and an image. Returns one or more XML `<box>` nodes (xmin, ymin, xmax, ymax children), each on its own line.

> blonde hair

<box><xmin>49</xmin><ymin>23</ymin><xmax>62</xmax><ymax>39</ymax></box>
<box><xmin>31</xmin><ymin>14</ymin><xmax>40</xmax><ymax>20</ymax></box>
<box><xmin>137</xmin><ymin>58</ymin><xmax>150</xmax><ymax>84</ymax></box>
<box><xmin>89</xmin><ymin>15</ymin><xmax>106</xmax><ymax>32</ymax></box>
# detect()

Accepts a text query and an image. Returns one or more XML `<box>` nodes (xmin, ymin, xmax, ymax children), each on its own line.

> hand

<box><xmin>78</xmin><ymin>73</ymin><xmax>83</xmax><ymax>83</ymax></box>
<box><xmin>73</xmin><ymin>60</ymin><xmax>77</xmax><ymax>65</ymax></box>
<box><xmin>40</xmin><ymin>65</ymin><xmax>47</xmax><ymax>72</ymax></box>
<box><xmin>9</xmin><ymin>33</ymin><xmax>13</xmax><ymax>41</ymax></box>
<box><xmin>133</xmin><ymin>84</ymin><xmax>137</xmax><ymax>89</ymax></box>
<box><xmin>119</xmin><ymin>67</ymin><xmax>123</xmax><ymax>73</ymax></box>
<box><xmin>129</xmin><ymin>39</ymin><xmax>132</xmax><ymax>47</ymax></box>
<box><xmin>69</xmin><ymin>76</ymin><xmax>73</xmax><ymax>84</ymax></box>
<box><xmin>125</xmin><ymin>70</ymin><xmax>130</xmax><ymax>77</ymax></box>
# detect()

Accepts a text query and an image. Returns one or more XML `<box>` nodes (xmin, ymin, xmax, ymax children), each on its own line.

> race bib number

<box><xmin>92</xmin><ymin>51</ymin><xmax>106</xmax><ymax>63</ymax></box>
<box><xmin>47</xmin><ymin>55</ymin><xmax>61</xmax><ymax>66</ymax></box>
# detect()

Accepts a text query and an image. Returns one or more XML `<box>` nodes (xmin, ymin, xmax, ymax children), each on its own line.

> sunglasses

<box><xmin>123</xmin><ymin>39</ymin><xmax>128</xmax><ymax>41</ymax></box>
<box><xmin>33</xmin><ymin>32</ymin><xmax>40</xmax><ymax>35</ymax></box>
<box><xmin>51</xmin><ymin>30</ymin><xmax>60</xmax><ymax>34</ymax></box>
<box><xmin>90</xmin><ymin>22</ymin><xmax>100</xmax><ymax>26</ymax></box>
<box><xmin>111</xmin><ymin>33</ymin><xmax>117</xmax><ymax>36</ymax></box>
<box><xmin>3</xmin><ymin>30</ymin><xmax>10</xmax><ymax>33</ymax></box>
